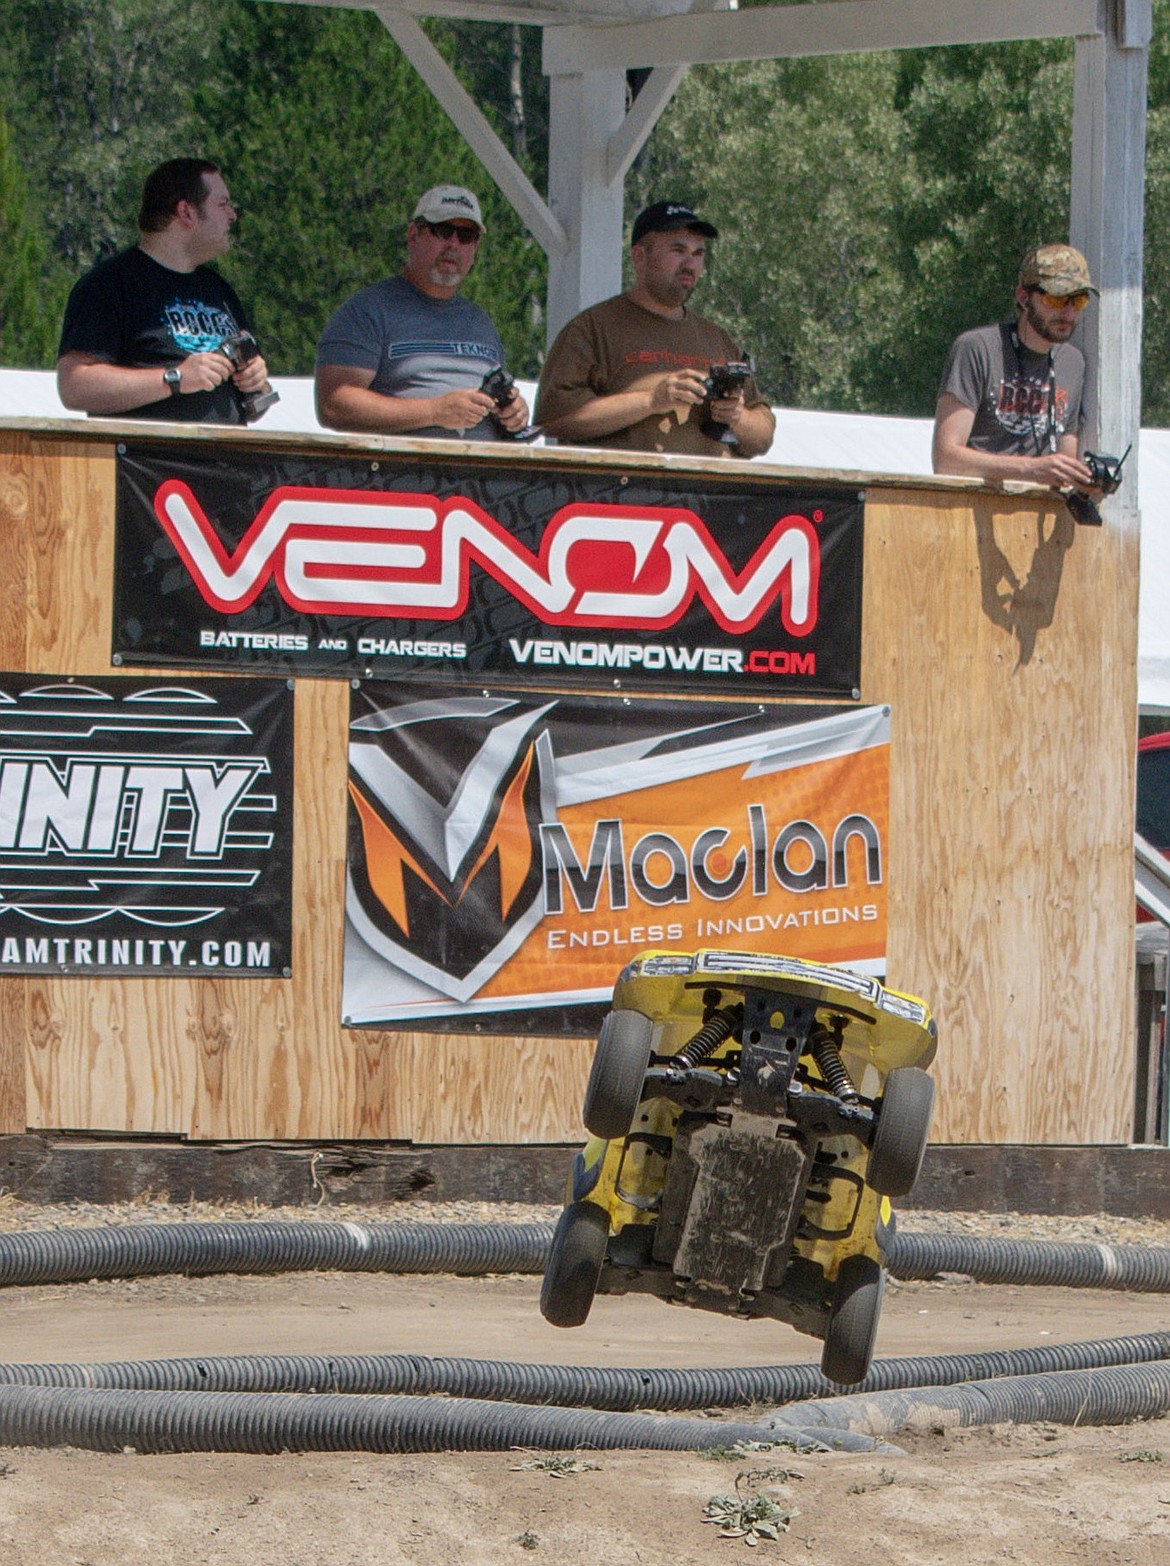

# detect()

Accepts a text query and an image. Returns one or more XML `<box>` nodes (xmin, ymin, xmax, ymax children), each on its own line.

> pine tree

<box><xmin>0</xmin><ymin>108</ymin><xmax>66</xmax><ymax>365</ymax></box>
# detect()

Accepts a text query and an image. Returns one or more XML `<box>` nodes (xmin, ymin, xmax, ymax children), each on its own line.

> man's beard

<box><xmin>1024</xmin><ymin>295</ymin><xmax>1074</xmax><ymax>344</ymax></box>
<box><xmin>647</xmin><ymin>274</ymin><xmax>695</xmax><ymax>310</ymax></box>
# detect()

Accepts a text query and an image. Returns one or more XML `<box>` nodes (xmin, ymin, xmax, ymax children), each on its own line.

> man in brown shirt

<box><xmin>535</xmin><ymin>201</ymin><xmax>775</xmax><ymax>458</ymax></box>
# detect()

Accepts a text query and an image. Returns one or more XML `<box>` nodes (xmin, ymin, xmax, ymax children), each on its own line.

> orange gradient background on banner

<box><xmin>471</xmin><ymin>741</ymin><xmax>889</xmax><ymax>1003</ymax></box>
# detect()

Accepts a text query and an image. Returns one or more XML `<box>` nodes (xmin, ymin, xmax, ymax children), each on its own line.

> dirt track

<box><xmin>0</xmin><ymin>1200</ymin><xmax>1167</xmax><ymax>1565</ymax></box>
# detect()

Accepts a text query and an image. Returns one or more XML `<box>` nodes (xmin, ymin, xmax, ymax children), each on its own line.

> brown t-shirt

<box><xmin>535</xmin><ymin>293</ymin><xmax>774</xmax><ymax>457</ymax></box>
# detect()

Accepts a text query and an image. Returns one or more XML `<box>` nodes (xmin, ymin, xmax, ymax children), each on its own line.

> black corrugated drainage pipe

<box><xmin>1</xmin><ymin>1220</ymin><xmax>1169</xmax><ymax>1295</ymax></box>
<box><xmin>1</xmin><ymin>1220</ymin><xmax>1169</xmax><ymax>1452</ymax></box>
<box><xmin>886</xmin><ymin>1231</ymin><xmax>1170</xmax><ymax>1291</ymax></box>
<box><xmin>771</xmin><ymin>1362</ymin><xmax>1170</xmax><ymax>1438</ymax></box>
<box><xmin>0</xmin><ymin>1385</ymin><xmax>891</xmax><ymax>1456</ymax></box>
<box><xmin>0</xmin><ymin>1220</ymin><xmax>552</xmax><ymax>1286</ymax></box>
<box><xmin>0</xmin><ymin>1333</ymin><xmax>1167</xmax><ymax>1410</ymax></box>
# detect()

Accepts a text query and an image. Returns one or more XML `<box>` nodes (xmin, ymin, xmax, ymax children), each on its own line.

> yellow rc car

<box><xmin>540</xmin><ymin>949</ymin><xmax>937</xmax><ymax>1385</ymax></box>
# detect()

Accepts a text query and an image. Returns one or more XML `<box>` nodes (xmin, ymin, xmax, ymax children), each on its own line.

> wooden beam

<box><xmin>371</xmin><ymin>7</ymin><xmax>570</xmax><ymax>257</ymax></box>
<box><xmin>544</xmin><ymin>0</ymin><xmax>1105</xmax><ymax>75</ymax></box>
<box><xmin>273</xmin><ymin>0</ymin><xmax>710</xmax><ymax>31</ymax></box>
<box><xmin>606</xmin><ymin>64</ymin><xmax>687</xmax><ymax>186</ymax></box>
<box><xmin>546</xmin><ymin>69</ymin><xmax>627</xmax><ymax>337</ymax></box>
<box><xmin>1070</xmin><ymin>6</ymin><xmax>1147</xmax><ymax>509</ymax></box>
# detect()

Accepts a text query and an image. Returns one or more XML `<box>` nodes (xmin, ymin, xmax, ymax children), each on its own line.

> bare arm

<box><xmin>540</xmin><ymin>367</ymin><xmax>713</xmax><ymax>444</ymax></box>
<box><xmin>315</xmin><ymin>364</ymin><xmax>498</xmax><ymax>435</ymax></box>
<box><xmin>932</xmin><ymin>392</ymin><xmax>1093</xmax><ymax>487</ymax></box>
<box><xmin>57</xmin><ymin>349</ymin><xmax>236</xmax><ymax>415</ymax></box>
<box><xmin>711</xmin><ymin>392</ymin><xmax>775</xmax><ymax>459</ymax></box>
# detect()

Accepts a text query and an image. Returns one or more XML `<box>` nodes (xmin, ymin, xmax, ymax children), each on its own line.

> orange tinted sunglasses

<box><xmin>1034</xmin><ymin>289</ymin><xmax>1091</xmax><ymax>311</ymax></box>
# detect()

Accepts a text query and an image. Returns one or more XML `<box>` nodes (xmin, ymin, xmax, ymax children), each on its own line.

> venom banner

<box><xmin>0</xmin><ymin>674</ymin><xmax>293</xmax><ymax>976</ymax></box>
<box><xmin>342</xmin><ymin>682</ymin><xmax>890</xmax><ymax>1031</ymax></box>
<box><xmin>114</xmin><ymin>443</ymin><xmax>864</xmax><ymax>697</ymax></box>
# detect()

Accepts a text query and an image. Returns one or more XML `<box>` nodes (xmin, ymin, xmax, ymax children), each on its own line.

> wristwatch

<box><xmin>163</xmin><ymin>366</ymin><xmax>182</xmax><ymax>397</ymax></box>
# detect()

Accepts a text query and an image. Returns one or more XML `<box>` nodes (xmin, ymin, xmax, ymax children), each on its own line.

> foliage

<box><xmin>632</xmin><ymin>39</ymin><xmax>1079</xmax><ymax>415</ymax></box>
<box><xmin>702</xmin><ymin>1489</ymin><xmax>798</xmax><ymax>1544</ymax></box>
<box><xmin>0</xmin><ymin>0</ymin><xmax>1166</xmax><ymax>412</ymax></box>
<box><xmin>197</xmin><ymin>2</ymin><xmax>546</xmax><ymax>375</ymax></box>
<box><xmin>510</xmin><ymin>1453</ymin><xmax>600</xmax><ymax>1475</ymax></box>
<box><xmin>631</xmin><ymin>53</ymin><xmax>913</xmax><ymax>410</ymax></box>
<box><xmin>1140</xmin><ymin>14</ymin><xmax>1170</xmax><ymax>425</ymax></box>
<box><xmin>0</xmin><ymin>0</ymin><xmax>220</xmax><ymax>270</ymax></box>
<box><xmin>0</xmin><ymin>107</ymin><xmax>68</xmax><ymax>364</ymax></box>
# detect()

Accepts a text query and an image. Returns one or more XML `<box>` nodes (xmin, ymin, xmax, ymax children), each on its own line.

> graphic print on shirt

<box><xmin>386</xmin><ymin>339</ymin><xmax>501</xmax><ymax>365</ymax></box>
<box><xmin>164</xmin><ymin>300</ymin><xmax>239</xmax><ymax>355</ymax></box>
<box><xmin>993</xmin><ymin>376</ymin><xmax>1069</xmax><ymax>444</ymax></box>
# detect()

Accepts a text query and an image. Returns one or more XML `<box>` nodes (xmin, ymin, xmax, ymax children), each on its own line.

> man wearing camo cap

<box><xmin>932</xmin><ymin>243</ymin><xmax>1097</xmax><ymax>487</ymax></box>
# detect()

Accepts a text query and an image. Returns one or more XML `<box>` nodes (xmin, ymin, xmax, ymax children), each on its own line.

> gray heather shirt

<box><xmin>316</xmin><ymin>274</ymin><xmax>507</xmax><ymax>440</ymax></box>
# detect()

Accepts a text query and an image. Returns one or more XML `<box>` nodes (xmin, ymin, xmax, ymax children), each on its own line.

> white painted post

<box><xmin>1070</xmin><ymin>0</ymin><xmax>1150</xmax><ymax>511</ymax></box>
<box><xmin>545</xmin><ymin>68</ymin><xmax>629</xmax><ymax>346</ymax></box>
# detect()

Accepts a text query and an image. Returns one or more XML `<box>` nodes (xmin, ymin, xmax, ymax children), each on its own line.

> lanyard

<box><xmin>1009</xmin><ymin>327</ymin><xmax>1057</xmax><ymax>455</ymax></box>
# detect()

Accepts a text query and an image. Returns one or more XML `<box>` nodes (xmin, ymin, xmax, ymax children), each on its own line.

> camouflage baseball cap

<box><xmin>1018</xmin><ymin>244</ymin><xmax>1098</xmax><ymax>296</ymax></box>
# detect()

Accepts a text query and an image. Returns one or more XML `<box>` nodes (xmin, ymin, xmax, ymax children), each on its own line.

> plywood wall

<box><xmin>861</xmin><ymin>490</ymin><xmax>1137</xmax><ymax>1143</ymax></box>
<box><xmin>0</xmin><ymin>429</ymin><xmax>1138</xmax><ymax>1145</ymax></box>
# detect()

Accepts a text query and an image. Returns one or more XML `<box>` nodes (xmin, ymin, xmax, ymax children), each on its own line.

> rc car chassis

<box><xmin>540</xmin><ymin>949</ymin><xmax>938</xmax><ymax>1385</ymax></box>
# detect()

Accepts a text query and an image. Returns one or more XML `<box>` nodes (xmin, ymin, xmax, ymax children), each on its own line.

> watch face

<box><xmin>164</xmin><ymin>367</ymin><xmax>181</xmax><ymax>388</ymax></box>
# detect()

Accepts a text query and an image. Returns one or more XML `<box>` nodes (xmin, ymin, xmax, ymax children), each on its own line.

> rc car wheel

<box><xmin>581</xmin><ymin>1008</ymin><xmax>654</xmax><ymax>1140</ymax></box>
<box><xmin>821</xmin><ymin>1253</ymin><xmax>884</xmax><ymax>1386</ymax></box>
<box><xmin>867</xmin><ymin>1067</ymin><xmax>936</xmax><ymax>1197</ymax></box>
<box><xmin>539</xmin><ymin>1200</ymin><xmax>610</xmax><ymax>1328</ymax></box>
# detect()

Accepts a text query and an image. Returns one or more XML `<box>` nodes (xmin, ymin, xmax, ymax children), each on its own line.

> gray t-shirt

<box><xmin>315</xmin><ymin>274</ymin><xmax>507</xmax><ymax>439</ymax></box>
<box><xmin>938</xmin><ymin>321</ymin><xmax>1088</xmax><ymax>456</ymax></box>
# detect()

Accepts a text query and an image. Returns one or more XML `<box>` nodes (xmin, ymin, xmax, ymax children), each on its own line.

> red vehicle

<box><xmin>1137</xmin><ymin>732</ymin><xmax>1170</xmax><ymax>921</ymax></box>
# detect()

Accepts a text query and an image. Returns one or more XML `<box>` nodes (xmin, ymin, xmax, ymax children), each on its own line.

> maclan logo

<box><xmin>541</xmin><ymin>806</ymin><xmax>881</xmax><ymax>912</ymax></box>
<box><xmin>152</xmin><ymin>482</ymin><xmax>821</xmax><ymax>634</ymax></box>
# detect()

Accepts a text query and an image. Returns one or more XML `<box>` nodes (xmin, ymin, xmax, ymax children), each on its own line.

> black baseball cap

<box><xmin>631</xmin><ymin>201</ymin><xmax>718</xmax><ymax>245</ymax></box>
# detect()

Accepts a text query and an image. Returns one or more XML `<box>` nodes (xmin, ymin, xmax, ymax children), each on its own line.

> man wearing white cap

<box><xmin>315</xmin><ymin>184</ymin><xmax>529</xmax><ymax>439</ymax></box>
<box><xmin>932</xmin><ymin>243</ymin><xmax>1098</xmax><ymax>487</ymax></box>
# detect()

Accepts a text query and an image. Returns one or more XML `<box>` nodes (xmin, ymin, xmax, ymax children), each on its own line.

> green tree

<box><xmin>0</xmin><ymin>107</ymin><xmax>67</xmax><ymax>364</ymax></box>
<box><xmin>199</xmin><ymin>3</ymin><xmax>545</xmax><ymax>376</ymax></box>
<box><xmin>1141</xmin><ymin>4</ymin><xmax>1170</xmax><ymax>425</ymax></box>
<box><xmin>631</xmin><ymin>53</ymin><xmax>914</xmax><ymax>410</ymax></box>
<box><xmin>871</xmin><ymin>39</ymin><xmax>1075</xmax><ymax>415</ymax></box>
<box><xmin>0</xmin><ymin>0</ymin><xmax>223</xmax><ymax>271</ymax></box>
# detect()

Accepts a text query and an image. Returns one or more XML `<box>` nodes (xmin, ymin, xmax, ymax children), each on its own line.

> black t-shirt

<box><xmin>58</xmin><ymin>246</ymin><xmax>251</xmax><ymax>424</ymax></box>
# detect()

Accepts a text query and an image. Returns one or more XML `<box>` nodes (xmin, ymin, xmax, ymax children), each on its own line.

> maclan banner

<box><xmin>342</xmin><ymin>684</ymin><xmax>890</xmax><ymax>1030</ymax></box>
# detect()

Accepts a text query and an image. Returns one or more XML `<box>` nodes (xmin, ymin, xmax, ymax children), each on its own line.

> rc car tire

<box><xmin>539</xmin><ymin>1200</ymin><xmax>610</xmax><ymax>1328</ymax></box>
<box><xmin>581</xmin><ymin>1008</ymin><xmax>654</xmax><ymax>1140</ymax></box>
<box><xmin>821</xmin><ymin>1253</ymin><xmax>884</xmax><ymax>1386</ymax></box>
<box><xmin>867</xmin><ymin>1066</ymin><xmax>936</xmax><ymax>1197</ymax></box>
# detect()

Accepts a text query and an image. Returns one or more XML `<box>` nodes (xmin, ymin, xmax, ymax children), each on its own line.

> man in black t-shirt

<box><xmin>932</xmin><ymin>244</ymin><xmax>1097</xmax><ymax>489</ymax></box>
<box><xmin>57</xmin><ymin>158</ymin><xmax>272</xmax><ymax>424</ymax></box>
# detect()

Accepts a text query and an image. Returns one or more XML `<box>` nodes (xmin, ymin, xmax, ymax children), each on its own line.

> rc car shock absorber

<box><xmin>671</xmin><ymin>1003</ymin><xmax>744</xmax><ymax>1070</ymax></box>
<box><xmin>811</xmin><ymin>1018</ymin><xmax>860</xmax><ymax>1102</ymax></box>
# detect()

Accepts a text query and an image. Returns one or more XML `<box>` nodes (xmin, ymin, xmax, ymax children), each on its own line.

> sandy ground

<box><xmin>0</xmin><ymin>1199</ymin><xmax>1167</xmax><ymax>1565</ymax></box>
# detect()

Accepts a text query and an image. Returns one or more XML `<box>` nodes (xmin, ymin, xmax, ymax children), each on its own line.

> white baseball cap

<box><xmin>411</xmin><ymin>185</ymin><xmax>485</xmax><ymax>234</ymax></box>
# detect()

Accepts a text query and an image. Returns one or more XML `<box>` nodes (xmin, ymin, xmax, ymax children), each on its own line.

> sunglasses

<box><xmin>1033</xmin><ymin>288</ymin><xmax>1091</xmax><ymax>312</ymax></box>
<box><xmin>419</xmin><ymin>220</ymin><xmax>480</xmax><ymax>244</ymax></box>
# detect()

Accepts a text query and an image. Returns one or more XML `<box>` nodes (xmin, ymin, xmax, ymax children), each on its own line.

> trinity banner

<box><xmin>341</xmin><ymin>683</ymin><xmax>890</xmax><ymax>1030</ymax></box>
<box><xmin>0</xmin><ymin>674</ymin><xmax>293</xmax><ymax>976</ymax></box>
<box><xmin>114</xmin><ymin>443</ymin><xmax>864</xmax><ymax>697</ymax></box>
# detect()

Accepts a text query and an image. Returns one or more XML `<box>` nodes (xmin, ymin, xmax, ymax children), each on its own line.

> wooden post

<box><xmin>545</xmin><ymin>69</ymin><xmax>628</xmax><ymax>345</ymax></box>
<box><xmin>1070</xmin><ymin>0</ymin><xmax>1150</xmax><ymax>510</ymax></box>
